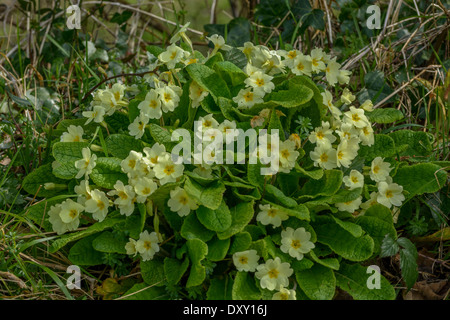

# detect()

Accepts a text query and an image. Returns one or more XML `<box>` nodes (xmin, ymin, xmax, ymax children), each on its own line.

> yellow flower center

<box><xmin>291</xmin><ymin>239</ymin><xmax>302</xmax><ymax>249</ymax></box>
<box><xmin>385</xmin><ymin>190</ymin><xmax>393</xmax><ymax>198</ymax></box>
<box><xmin>128</xmin><ymin>159</ymin><xmax>136</xmax><ymax>169</ymax></box>
<box><xmin>73</xmin><ymin>136</ymin><xmax>80</xmax><ymax>142</ymax></box>
<box><xmin>150</xmin><ymin>156</ymin><xmax>158</xmax><ymax>164</ymax></box>
<box><xmin>244</xmin><ymin>91</ymin><xmax>254</xmax><ymax>102</ymax></box>
<box><xmin>296</xmin><ymin>62</ymin><xmax>304</xmax><ymax>71</ymax></box>
<box><xmin>69</xmin><ymin>209</ymin><xmax>78</xmax><ymax>219</ymax></box>
<box><xmin>255</xmin><ymin>78</ymin><xmax>265</xmax><ymax>87</ymax></box>
<box><xmin>312</xmin><ymin>58</ymin><xmax>319</xmax><ymax>67</ymax></box>
<box><xmin>164</xmin><ymin>93</ymin><xmax>172</xmax><ymax>103</ymax></box>
<box><xmin>320</xmin><ymin>153</ymin><xmax>328</xmax><ymax>162</ymax></box>
<box><xmin>239</xmin><ymin>256</ymin><xmax>248</xmax><ymax>265</ymax></box>
<box><xmin>279</xmin><ymin>292</ymin><xmax>289</xmax><ymax>300</ymax></box>
<box><xmin>268</xmin><ymin>269</ymin><xmax>279</xmax><ymax>279</ymax></box>
<box><xmin>97</xmin><ymin>200</ymin><xmax>105</xmax><ymax>210</ymax></box>
<box><xmin>267</xmin><ymin>209</ymin><xmax>278</xmax><ymax>217</ymax></box>
<box><xmin>142</xmin><ymin>187</ymin><xmax>151</xmax><ymax>195</ymax></box>
<box><xmin>118</xmin><ymin>191</ymin><xmax>128</xmax><ymax>200</ymax></box>
<box><xmin>351</xmin><ymin>176</ymin><xmax>359</xmax><ymax>183</ymax></box>
<box><xmin>143</xmin><ymin>241</ymin><xmax>152</xmax><ymax>250</ymax></box>
<box><xmin>352</xmin><ymin>113</ymin><xmax>360</xmax><ymax>122</ymax></box>
<box><xmin>150</xmin><ymin>100</ymin><xmax>158</xmax><ymax>109</ymax></box>
<box><xmin>373</xmin><ymin>165</ymin><xmax>380</xmax><ymax>174</ymax></box>
<box><xmin>287</xmin><ymin>51</ymin><xmax>297</xmax><ymax>59</ymax></box>
<box><xmin>281</xmin><ymin>149</ymin><xmax>290</xmax><ymax>159</ymax></box>
<box><xmin>338</xmin><ymin>151</ymin><xmax>344</xmax><ymax>160</ymax></box>
<box><xmin>170</xmin><ymin>51</ymin><xmax>177</xmax><ymax>60</ymax></box>
<box><xmin>316</xmin><ymin>131</ymin><xmax>324</xmax><ymax>139</ymax></box>
<box><xmin>179</xmin><ymin>196</ymin><xmax>188</xmax><ymax>205</ymax></box>
<box><xmin>114</xmin><ymin>92</ymin><xmax>121</xmax><ymax>101</ymax></box>
<box><xmin>164</xmin><ymin>165</ymin><xmax>175</xmax><ymax>175</ymax></box>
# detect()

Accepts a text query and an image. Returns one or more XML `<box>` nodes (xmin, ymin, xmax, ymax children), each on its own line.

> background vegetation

<box><xmin>0</xmin><ymin>0</ymin><xmax>449</xmax><ymax>300</ymax></box>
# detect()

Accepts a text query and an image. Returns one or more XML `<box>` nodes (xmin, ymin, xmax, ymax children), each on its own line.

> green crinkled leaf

<box><xmin>214</xmin><ymin>61</ymin><xmax>247</xmax><ymax>86</ymax></box>
<box><xmin>308</xmin><ymin>250</ymin><xmax>340</xmax><ymax>270</ymax></box>
<box><xmin>393</xmin><ymin>163</ymin><xmax>447</xmax><ymax>197</ymax></box>
<box><xmin>232</xmin><ymin>271</ymin><xmax>261</xmax><ymax>300</ymax></box>
<box><xmin>180</xmin><ymin>212</ymin><xmax>215</xmax><ymax>242</ymax></box>
<box><xmin>56</xmin><ymin>118</ymin><xmax>100</xmax><ymax>134</ymax></box>
<box><xmin>22</xmin><ymin>163</ymin><xmax>67</xmax><ymax>197</ymax></box>
<box><xmin>207</xmin><ymin>276</ymin><xmax>234</xmax><ymax>300</ymax></box>
<box><xmin>267</xmin><ymin>84</ymin><xmax>314</xmax><ymax>108</ymax></box>
<box><xmin>186</xmin><ymin>63</ymin><xmax>231</xmax><ymax>100</ymax></box>
<box><xmin>248</xmin><ymin>239</ymin><xmax>268</xmax><ymax>260</ymax></box>
<box><xmin>217</xmin><ymin>201</ymin><xmax>255</xmax><ymax>240</ymax></box>
<box><xmin>50</xmin><ymin>215</ymin><xmax>124</xmax><ymax>253</ymax></box>
<box><xmin>366</xmin><ymin>108</ymin><xmax>404</xmax><ymax>124</ymax></box>
<box><xmin>52</xmin><ymin>141</ymin><xmax>90</xmax><ymax>163</ymax></box>
<box><xmin>389</xmin><ymin>130</ymin><xmax>431</xmax><ymax>157</ymax></box>
<box><xmin>92</xmin><ymin>231</ymin><xmax>127</xmax><ymax>254</ymax></box>
<box><xmin>229</xmin><ymin>232</ymin><xmax>252</xmax><ymax>255</ymax></box>
<box><xmin>330</xmin><ymin>216</ymin><xmax>363</xmax><ymax>238</ymax></box>
<box><xmin>247</xmin><ymin>162</ymin><xmax>266</xmax><ymax>189</ymax></box>
<box><xmin>291</xmin><ymin>258</ymin><xmax>314</xmax><ymax>272</ymax></box>
<box><xmin>105</xmin><ymin>134</ymin><xmax>144</xmax><ymax>159</ymax></box>
<box><xmin>196</xmin><ymin>200</ymin><xmax>232</xmax><ymax>232</ymax></box>
<box><xmin>295</xmin><ymin>264</ymin><xmax>336</xmax><ymax>300</ymax></box>
<box><xmin>68</xmin><ymin>235</ymin><xmax>104</xmax><ymax>266</ymax></box>
<box><xmin>121</xmin><ymin>282</ymin><xmax>167</xmax><ymax>300</ymax></box>
<box><xmin>357</xmin><ymin>204</ymin><xmax>396</xmax><ymax>256</ymax></box>
<box><xmin>52</xmin><ymin>160</ymin><xmax>78</xmax><ymax>179</ymax></box>
<box><xmin>264</xmin><ymin>184</ymin><xmax>297</xmax><ymax>208</ymax></box>
<box><xmin>295</xmin><ymin>164</ymin><xmax>324</xmax><ymax>180</ymax></box>
<box><xmin>164</xmin><ymin>257</ymin><xmax>189</xmax><ymax>285</ymax></box>
<box><xmin>184</xmin><ymin>177</ymin><xmax>226</xmax><ymax>210</ymax></box>
<box><xmin>267</xmin><ymin>108</ymin><xmax>284</xmax><ymax>139</ymax></box>
<box><xmin>359</xmin><ymin>134</ymin><xmax>396</xmax><ymax>162</ymax></box>
<box><xmin>335</xmin><ymin>263</ymin><xmax>396</xmax><ymax>300</ymax></box>
<box><xmin>313</xmin><ymin>216</ymin><xmax>374</xmax><ymax>262</ymax></box>
<box><xmin>298</xmin><ymin>169</ymin><xmax>343</xmax><ymax>200</ymax></box>
<box><xmin>140</xmin><ymin>258</ymin><xmax>166</xmax><ymax>286</ymax></box>
<box><xmin>90</xmin><ymin>157</ymin><xmax>128</xmax><ymax>189</ymax></box>
<box><xmin>148</xmin><ymin>124</ymin><xmax>175</xmax><ymax>147</ymax></box>
<box><xmin>186</xmin><ymin>238</ymin><xmax>208</xmax><ymax>288</ymax></box>
<box><xmin>207</xmin><ymin>237</ymin><xmax>230</xmax><ymax>261</ymax></box>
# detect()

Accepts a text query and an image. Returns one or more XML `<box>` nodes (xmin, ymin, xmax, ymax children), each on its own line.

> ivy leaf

<box><xmin>232</xmin><ymin>271</ymin><xmax>261</xmax><ymax>300</ymax></box>
<box><xmin>186</xmin><ymin>238</ymin><xmax>208</xmax><ymax>288</ymax></box>
<box><xmin>295</xmin><ymin>264</ymin><xmax>336</xmax><ymax>300</ymax></box>
<box><xmin>196</xmin><ymin>200</ymin><xmax>232</xmax><ymax>232</ymax></box>
<box><xmin>90</xmin><ymin>157</ymin><xmax>128</xmax><ymax>189</ymax></box>
<box><xmin>335</xmin><ymin>263</ymin><xmax>396</xmax><ymax>300</ymax></box>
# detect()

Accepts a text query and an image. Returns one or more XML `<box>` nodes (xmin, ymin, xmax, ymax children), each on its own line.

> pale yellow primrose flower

<box><xmin>232</xmin><ymin>250</ymin><xmax>260</xmax><ymax>272</ymax></box>
<box><xmin>75</xmin><ymin>147</ymin><xmax>97</xmax><ymax>179</ymax></box>
<box><xmin>344</xmin><ymin>106</ymin><xmax>370</xmax><ymax>128</ymax></box>
<box><xmin>272</xmin><ymin>287</ymin><xmax>296</xmax><ymax>300</ymax></box>
<box><xmin>74</xmin><ymin>179</ymin><xmax>91</xmax><ymax>205</ymax></box>
<box><xmin>167</xmin><ymin>186</ymin><xmax>198</xmax><ymax>217</ymax></box>
<box><xmin>84</xmin><ymin>189</ymin><xmax>109</xmax><ymax>222</ymax></box>
<box><xmin>189</xmin><ymin>81</ymin><xmax>209</xmax><ymax>108</ymax></box>
<box><xmin>377</xmin><ymin>181</ymin><xmax>405</xmax><ymax>209</ymax></box>
<box><xmin>325</xmin><ymin>57</ymin><xmax>341</xmax><ymax>86</ymax></box>
<box><xmin>135</xmin><ymin>230</ymin><xmax>160</xmax><ymax>261</ymax></box>
<box><xmin>83</xmin><ymin>105</ymin><xmax>105</xmax><ymax>124</ymax></box>
<box><xmin>280</xmin><ymin>227</ymin><xmax>315</xmax><ymax>261</ymax></box>
<box><xmin>310</xmin><ymin>144</ymin><xmax>338</xmax><ymax>170</ymax></box>
<box><xmin>233</xmin><ymin>87</ymin><xmax>265</xmax><ymax>109</ymax></box>
<box><xmin>244</xmin><ymin>71</ymin><xmax>275</xmax><ymax>94</ymax></box>
<box><xmin>138</xmin><ymin>89</ymin><xmax>162</xmax><ymax>119</ymax></box>
<box><xmin>158</xmin><ymin>43</ymin><xmax>185</xmax><ymax>69</ymax></box>
<box><xmin>128</xmin><ymin>114</ymin><xmax>149</xmax><ymax>140</ymax></box>
<box><xmin>291</xmin><ymin>53</ymin><xmax>312</xmax><ymax>77</ymax></box>
<box><xmin>343</xmin><ymin>170</ymin><xmax>365</xmax><ymax>190</ymax></box>
<box><xmin>134</xmin><ymin>177</ymin><xmax>158</xmax><ymax>203</ymax></box>
<box><xmin>255</xmin><ymin>257</ymin><xmax>293</xmax><ymax>291</ymax></box>
<box><xmin>60</xmin><ymin>125</ymin><xmax>84</xmax><ymax>142</ymax></box>
<box><xmin>256</xmin><ymin>204</ymin><xmax>289</xmax><ymax>228</ymax></box>
<box><xmin>308</xmin><ymin>121</ymin><xmax>336</xmax><ymax>147</ymax></box>
<box><xmin>340</xmin><ymin>88</ymin><xmax>356</xmax><ymax>105</ymax></box>
<box><xmin>107</xmin><ymin>180</ymin><xmax>136</xmax><ymax>216</ymax></box>
<box><xmin>125</xmin><ymin>238</ymin><xmax>138</xmax><ymax>256</ymax></box>
<box><xmin>370</xmin><ymin>157</ymin><xmax>392</xmax><ymax>182</ymax></box>
<box><xmin>153</xmin><ymin>153</ymin><xmax>184</xmax><ymax>185</ymax></box>
<box><xmin>144</xmin><ymin>143</ymin><xmax>168</xmax><ymax>167</ymax></box>
<box><xmin>336</xmin><ymin>196</ymin><xmax>363</xmax><ymax>213</ymax></box>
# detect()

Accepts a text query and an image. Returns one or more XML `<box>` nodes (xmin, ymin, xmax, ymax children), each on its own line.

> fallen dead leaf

<box><xmin>403</xmin><ymin>280</ymin><xmax>449</xmax><ymax>300</ymax></box>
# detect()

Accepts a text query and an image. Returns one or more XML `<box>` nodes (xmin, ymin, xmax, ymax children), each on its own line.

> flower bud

<box><xmin>288</xmin><ymin>133</ymin><xmax>302</xmax><ymax>149</ymax></box>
